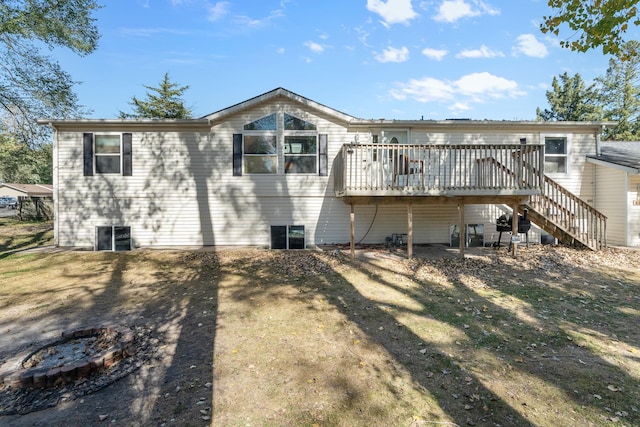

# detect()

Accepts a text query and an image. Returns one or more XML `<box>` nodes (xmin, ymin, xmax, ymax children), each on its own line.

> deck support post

<box><xmin>350</xmin><ymin>204</ymin><xmax>355</xmax><ymax>260</ymax></box>
<box><xmin>511</xmin><ymin>203</ymin><xmax>519</xmax><ymax>257</ymax></box>
<box><xmin>407</xmin><ymin>203</ymin><xmax>413</xmax><ymax>259</ymax></box>
<box><xmin>458</xmin><ymin>203</ymin><xmax>465</xmax><ymax>258</ymax></box>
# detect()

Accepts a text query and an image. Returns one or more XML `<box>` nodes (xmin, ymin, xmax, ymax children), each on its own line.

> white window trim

<box><xmin>283</xmin><ymin>132</ymin><xmax>318</xmax><ymax>175</ymax></box>
<box><xmin>94</xmin><ymin>133</ymin><xmax>123</xmax><ymax>175</ymax></box>
<box><xmin>540</xmin><ymin>132</ymin><xmax>572</xmax><ymax>177</ymax></box>
<box><xmin>242</xmin><ymin>112</ymin><xmax>320</xmax><ymax>175</ymax></box>
<box><xmin>242</xmin><ymin>132</ymin><xmax>278</xmax><ymax>175</ymax></box>
<box><xmin>381</xmin><ymin>129</ymin><xmax>410</xmax><ymax>145</ymax></box>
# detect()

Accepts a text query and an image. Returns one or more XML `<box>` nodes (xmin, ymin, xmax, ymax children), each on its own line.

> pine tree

<box><xmin>120</xmin><ymin>73</ymin><xmax>193</xmax><ymax>119</ymax></box>
<box><xmin>536</xmin><ymin>72</ymin><xmax>602</xmax><ymax>121</ymax></box>
<box><xmin>596</xmin><ymin>41</ymin><xmax>640</xmax><ymax>140</ymax></box>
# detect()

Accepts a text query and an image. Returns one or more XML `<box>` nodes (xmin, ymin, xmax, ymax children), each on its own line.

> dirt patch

<box><xmin>0</xmin><ymin>244</ymin><xmax>638</xmax><ymax>426</ymax></box>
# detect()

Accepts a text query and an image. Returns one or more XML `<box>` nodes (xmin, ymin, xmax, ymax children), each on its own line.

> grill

<box><xmin>494</xmin><ymin>209</ymin><xmax>531</xmax><ymax>248</ymax></box>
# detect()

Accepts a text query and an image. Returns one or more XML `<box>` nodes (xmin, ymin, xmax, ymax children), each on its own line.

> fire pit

<box><xmin>0</xmin><ymin>325</ymin><xmax>134</xmax><ymax>389</ymax></box>
<box><xmin>0</xmin><ymin>324</ymin><xmax>155</xmax><ymax>415</ymax></box>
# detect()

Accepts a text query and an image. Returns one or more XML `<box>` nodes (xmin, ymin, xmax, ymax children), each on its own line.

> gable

<box><xmin>202</xmin><ymin>87</ymin><xmax>356</xmax><ymax>126</ymax></box>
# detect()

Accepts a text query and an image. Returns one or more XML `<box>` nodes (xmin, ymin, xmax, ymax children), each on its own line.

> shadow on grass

<box><xmin>220</xmin><ymin>247</ymin><xmax>639</xmax><ymax>426</ymax></box>
<box><xmin>0</xmin><ymin>219</ymin><xmax>53</xmax><ymax>259</ymax></box>
<box><xmin>0</xmin><ymin>250</ymin><xmax>220</xmax><ymax>426</ymax></box>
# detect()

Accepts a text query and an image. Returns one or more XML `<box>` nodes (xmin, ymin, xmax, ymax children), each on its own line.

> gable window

<box><xmin>544</xmin><ymin>136</ymin><xmax>569</xmax><ymax>174</ymax></box>
<box><xmin>83</xmin><ymin>133</ymin><xmax>132</xmax><ymax>176</ymax></box>
<box><xmin>235</xmin><ymin>113</ymin><xmax>326</xmax><ymax>176</ymax></box>
<box><xmin>242</xmin><ymin>114</ymin><xmax>278</xmax><ymax>174</ymax></box>
<box><xmin>284</xmin><ymin>114</ymin><xmax>317</xmax><ymax>174</ymax></box>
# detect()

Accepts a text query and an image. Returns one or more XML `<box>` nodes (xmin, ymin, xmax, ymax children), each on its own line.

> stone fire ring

<box><xmin>0</xmin><ymin>325</ymin><xmax>135</xmax><ymax>389</ymax></box>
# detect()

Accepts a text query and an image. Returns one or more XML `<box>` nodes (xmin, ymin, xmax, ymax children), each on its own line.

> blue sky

<box><xmin>53</xmin><ymin>0</ymin><xmax>638</xmax><ymax>121</ymax></box>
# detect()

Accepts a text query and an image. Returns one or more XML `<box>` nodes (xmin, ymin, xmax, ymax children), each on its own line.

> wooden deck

<box><xmin>334</xmin><ymin>143</ymin><xmax>545</xmax><ymax>198</ymax></box>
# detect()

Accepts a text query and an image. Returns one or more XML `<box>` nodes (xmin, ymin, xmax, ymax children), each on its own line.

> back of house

<box><xmin>40</xmin><ymin>87</ymin><xmax>613</xmax><ymax>251</ymax></box>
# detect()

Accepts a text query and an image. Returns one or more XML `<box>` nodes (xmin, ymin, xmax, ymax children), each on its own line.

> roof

<box><xmin>38</xmin><ymin>87</ymin><xmax>615</xmax><ymax>133</ymax></box>
<box><xmin>37</xmin><ymin>119</ymin><xmax>209</xmax><ymax>130</ymax></box>
<box><xmin>201</xmin><ymin>87</ymin><xmax>357</xmax><ymax>124</ymax></box>
<box><xmin>349</xmin><ymin>118</ymin><xmax>615</xmax><ymax>132</ymax></box>
<box><xmin>0</xmin><ymin>183</ymin><xmax>53</xmax><ymax>197</ymax></box>
<box><xmin>586</xmin><ymin>141</ymin><xmax>640</xmax><ymax>174</ymax></box>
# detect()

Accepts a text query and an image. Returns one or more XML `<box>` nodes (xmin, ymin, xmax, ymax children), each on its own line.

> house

<box><xmin>0</xmin><ymin>183</ymin><xmax>54</xmax><ymax>219</ymax></box>
<box><xmin>0</xmin><ymin>183</ymin><xmax>53</xmax><ymax>198</ymax></box>
<box><xmin>38</xmin><ymin>88</ymin><xmax>612</xmax><ymax>255</ymax></box>
<box><xmin>587</xmin><ymin>141</ymin><xmax>640</xmax><ymax>246</ymax></box>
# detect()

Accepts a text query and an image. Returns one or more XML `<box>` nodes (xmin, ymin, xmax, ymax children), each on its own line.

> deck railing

<box><xmin>334</xmin><ymin>143</ymin><xmax>545</xmax><ymax>196</ymax></box>
<box><xmin>527</xmin><ymin>176</ymin><xmax>607</xmax><ymax>250</ymax></box>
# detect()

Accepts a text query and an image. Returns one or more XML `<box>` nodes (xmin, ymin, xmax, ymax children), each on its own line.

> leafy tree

<box><xmin>0</xmin><ymin>0</ymin><xmax>101</xmax><ymax>147</ymax></box>
<box><xmin>536</xmin><ymin>72</ymin><xmax>602</xmax><ymax>121</ymax></box>
<box><xmin>541</xmin><ymin>0</ymin><xmax>640</xmax><ymax>59</ymax></box>
<box><xmin>119</xmin><ymin>73</ymin><xmax>193</xmax><ymax>119</ymax></box>
<box><xmin>596</xmin><ymin>41</ymin><xmax>640</xmax><ymax>140</ymax></box>
<box><xmin>0</xmin><ymin>134</ymin><xmax>52</xmax><ymax>184</ymax></box>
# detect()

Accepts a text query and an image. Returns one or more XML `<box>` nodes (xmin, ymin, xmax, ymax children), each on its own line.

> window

<box><xmin>244</xmin><ymin>135</ymin><xmax>277</xmax><ymax>173</ymax></box>
<box><xmin>244</xmin><ymin>113</ymin><xmax>277</xmax><ymax>131</ymax></box>
<box><xmin>95</xmin><ymin>135</ymin><xmax>121</xmax><ymax>174</ymax></box>
<box><xmin>544</xmin><ymin>136</ymin><xmax>569</xmax><ymax>174</ymax></box>
<box><xmin>271</xmin><ymin>225</ymin><xmax>305</xmax><ymax>249</ymax></box>
<box><xmin>284</xmin><ymin>113</ymin><xmax>316</xmax><ymax>130</ymax></box>
<box><xmin>285</xmin><ymin>135</ymin><xmax>317</xmax><ymax>173</ymax></box>
<box><xmin>96</xmin><ymin>226</ymin><xmax>131</xmax><ymax>251</ymax></box>
<box><xmin>235</xmin><ymin>113</ymin><xmax>325</xmax><ymax>176</ymax></box>
<box><xmin>284</xmin><ymin>114</ymin><xmax>317</xmax><ymax>174</ymax></box>
<box><xmin>450</xmin><ymin>224</ymin><xmax>484</xmax><ymax>247</ymax></box>
<box><xmin>83</xmin><ymin>133</ymin><xmax>132</xmax><ymax>176</ymax></box>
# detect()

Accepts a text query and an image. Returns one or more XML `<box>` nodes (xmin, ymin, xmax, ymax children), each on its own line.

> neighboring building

<box><xmin>0</xmin><ymin>183</ymin><xmax>53</xmax><ymax>198</ymax></box>
<box><xmin>38</xmin><ymin>88</ymin><xmax>612</xmax><ymax>253</ymax></box>
<box><xmin>587</xmin><ymin>141</ymin><xmax>640</xmax><ymax>246</ymax></box>
<box><xmin>0</xmin><ymin>183</ymin><xmax>54</xmax><ymax>220</ymax></box>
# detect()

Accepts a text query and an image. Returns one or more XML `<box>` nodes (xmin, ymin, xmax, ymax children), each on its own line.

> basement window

<box><xmin>270</xmin><ymin>225</ymin><xmax>305</xmax><ymax>249</ymax></box>
<box><xmin>450</xmin><ymin>224</ymin><xmax>484</xmax><ymax>247</ymax></box>
<box><xmin>96</xmin><ymin>226</ymin><xmax>131</xmax><ymax>251</ymax></box>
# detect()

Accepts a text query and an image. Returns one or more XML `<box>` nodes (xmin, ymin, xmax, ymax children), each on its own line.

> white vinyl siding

<box><xmin>52</xmin><ymin>96</ymin><xmax>601</xmax><ymax>249</ymax></box>
<box><xmin>628</xmin><ymin>176</ymin><xmax>640</xmax><ymax>247</ymax></box>
<box><xmin>594</xmin><ymin>166</ymin><xmax>627</xmax><ymax>246</ymax></box>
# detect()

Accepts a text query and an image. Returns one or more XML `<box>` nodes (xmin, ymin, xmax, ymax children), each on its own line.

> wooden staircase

<box><xmin>524</xmin><ymin>175</ymin><xmax>606</xmax><ymax>250</ymax></box>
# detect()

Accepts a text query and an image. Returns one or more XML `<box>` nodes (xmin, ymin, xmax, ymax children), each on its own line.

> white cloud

<box><xmin>233</xmin><ymin>9</ymin><xmax>284</xmax><ymax>28</ymax></box>
<box><xmin>304</xmin><ymin>41</ymin><xmax>325</xmax><ymax>53</ymax></box>
<box><xmin>276</xmin><ymin>47</ymin><xmax>285</xmax><ymax>54</ymax></box>
<box><xmin>433</xmin><ymin>0</ymin><xmax>499</xmax><ymax>23</ymax></box>
<box><xmin>120</xmin><ymin>27</ymin><xmax>190</xmax><ymax>37</ymax></box>
<box><xmin>208</xmin><ymin>1</ymin><xmax>230</xmax><ymax>21</ymax></box>
<box><xmin>390</xmin><ymin>72</ymin><xmax>524</xmax><ymax>110</ymax></box>
<box><xmin>367</xmin><ymin>0</ymin><xmax>418</xmax><ymax>25</ymax></box>
<box><xmin>513</xmin><ymin>34</ymin><xmax>548</xmax><ymax>58</ymax></box>
<box><xmin>390</xmin><ymin>77</ymin><xmax>455</xmax><ymax>102</ymax></box>
<box><xmin>455</xmin><ymin>72</ymin><xmax>521</xmax><ymax>99</ymax></box>
<box><xmin>422</xmin><ymin>48</ymin><xmax>448</xmax><ymax>61</ymax></box>
<box><xmin>375</xmin><ymin>46</ymin><xmax>410</xmax><ymax>63</ymax></box>
<box><xmin>450</xmin><ymin>101</ymin><xmax>472</xmax><ymax>112</ymax></box>
<box><xmin>456</xmin><ymin>44</ymin><xmax>504</xmax><ymax>59</ymax></box>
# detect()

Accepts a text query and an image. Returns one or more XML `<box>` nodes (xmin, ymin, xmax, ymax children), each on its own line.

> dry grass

<box><xmin>0</xmin><ymin>224</ymin><xmax>639</xmax><ymax>426</ymax></box>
